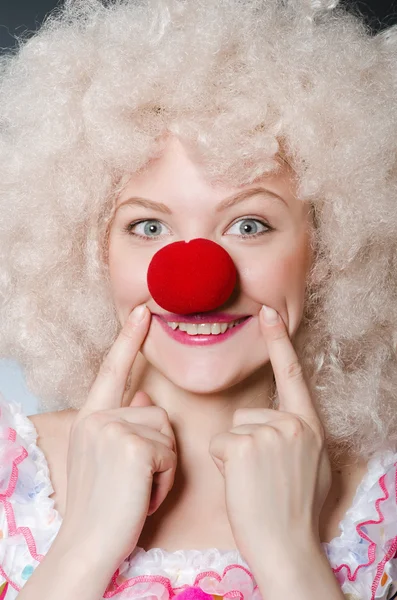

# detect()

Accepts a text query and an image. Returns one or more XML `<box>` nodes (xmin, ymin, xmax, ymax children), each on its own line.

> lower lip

<box><xmin>153</xmin><ymin>315</ymin><xmax>252</xmax><ymax>346</ymax></box>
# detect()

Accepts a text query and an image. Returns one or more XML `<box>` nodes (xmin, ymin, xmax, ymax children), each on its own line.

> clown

<box><xmin>0</xmin><ymin>1</ymin><xmax>397</xmax><ymax>599</ymax></box>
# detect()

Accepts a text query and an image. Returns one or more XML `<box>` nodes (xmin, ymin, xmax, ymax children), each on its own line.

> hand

<box><xmin>58</xmin><ymin>305</ymin><xmax>177</xmax><ymax>570</ymax></box>
<box><xmin>209</xmin><ymin>305</ymin><xmax>331</xmax><ymax>564</ymax></box>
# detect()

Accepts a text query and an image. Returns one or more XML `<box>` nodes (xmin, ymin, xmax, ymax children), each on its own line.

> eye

<box><xmin>124</xmin><ymin>219</ymin><xmax>171</xmax><ymax>239</ymax></box>
<box><xmin>225</xmin><ymin>217</ymin><xmax>272</xmax><ymax>239</ymax></box>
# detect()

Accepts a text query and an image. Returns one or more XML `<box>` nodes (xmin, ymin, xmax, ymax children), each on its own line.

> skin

<box><xmin>106</xmin><ymin>134</ymin><xmax>315</xmax><ymax>550</ymax></box>
<box><xmin>27</xmin><ymin>133</ymin><xmax>367</xmax><ymax>571</ymax></box>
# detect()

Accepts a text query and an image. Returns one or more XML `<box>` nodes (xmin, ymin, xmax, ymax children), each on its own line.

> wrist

<box><xmin>244</xmin><ymin>528</ymin><xmax>321</xmax><ymax>569</ymax></box>
<box><xmin>51</xmin><ymin>525</ymin><xmax>123</xmax><ymax>577</ymax></box>
<box><xmin>19</xmin><ymin>530</ymin><xmax>124</xmax><ymax>600</ymax></box>
<box><xmin>247</xmin><ymin>535</ymin><xmax>343</xmax><ymax>600</ymax></box>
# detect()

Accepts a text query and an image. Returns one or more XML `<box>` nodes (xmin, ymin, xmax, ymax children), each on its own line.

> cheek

<box><xmin>107</xmin><ymin>240</ymin><xmax>149</xmax><ymax>306</ymax></box>
<box><xmin>270</xmin><ymin>247</ymin><xmax>310</xmax><ymax>295</ymax></box>
<box><xmin>240</xmin><ymin>239</ymin><xmax>311</xmax><ymax>302</ymax></box>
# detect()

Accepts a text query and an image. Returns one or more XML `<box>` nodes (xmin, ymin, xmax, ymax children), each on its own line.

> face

<box><xmin>107</xmin><ymin>136</ymin><xmax>313</xmax><ymax>393</ymax></box>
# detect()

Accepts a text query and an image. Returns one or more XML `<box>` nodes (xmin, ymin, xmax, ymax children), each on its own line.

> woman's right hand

<box><xmin>56</xmin><ymin>304</ymin><xmax>177</xmax><ymax>568</ymax></box>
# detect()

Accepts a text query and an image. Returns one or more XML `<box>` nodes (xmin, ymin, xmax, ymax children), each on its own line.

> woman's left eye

<box><xmin>225</xmin><ymin>218</ymin><xmax>272</xmax><ymax>238</ymax></box>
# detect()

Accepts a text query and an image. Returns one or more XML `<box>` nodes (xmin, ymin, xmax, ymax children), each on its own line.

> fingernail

<box><xmin>261</xmin><ymin>305</ymin><xmax>279</xmax><ymax>324</ymax></box>
<box><xmin>129</xmin><ymin>304</ymin><xmax>147</xmax><ymax>324</ymax></box>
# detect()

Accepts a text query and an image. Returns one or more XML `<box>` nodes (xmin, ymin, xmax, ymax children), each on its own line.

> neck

<box><xmin>124</xmin><ymin>353</ymin><xmax>277</xmax><ymax>550</ymax></box>
<box><xmin>125</xmin><ymin>352</ymin><xmax>275</xmax><ymax>452</ymax></box>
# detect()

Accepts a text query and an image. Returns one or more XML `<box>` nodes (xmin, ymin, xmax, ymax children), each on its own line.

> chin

<box><xmin>165</xmin><ymin>371</ymin><xmax>246</xmax><ymax>394</ymax></box>
<box><xmin>142</xmin><ymin>346</ymin><xmax>262</xmax><ymax>395</ymax></box>
<box><xmin>166</xmin><ymin>372</ymin><xmax>243</xmax><ymax>394</ymax></box>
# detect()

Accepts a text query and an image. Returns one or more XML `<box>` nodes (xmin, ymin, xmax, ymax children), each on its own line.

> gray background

<box><xmin>0</xmin><ymin>0</ymin><xmax>396</xmax><ymax>415</ymax></box>
<box><xmin>1</xmin><ymin>0</ymin><xmax>397</xmax><ymax>51</ymax></box>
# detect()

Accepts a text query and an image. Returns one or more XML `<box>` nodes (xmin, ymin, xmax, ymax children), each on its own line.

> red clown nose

<box><xmin>147</xmin><ymin>238</ymin><xmax>237</xmax><ymax>314</ymax></box>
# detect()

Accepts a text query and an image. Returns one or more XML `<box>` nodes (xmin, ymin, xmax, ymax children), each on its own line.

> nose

<box><xmin>147</xmin><ymin>238</ymin><xmax>237</xmax><ymax>314</ymax></box>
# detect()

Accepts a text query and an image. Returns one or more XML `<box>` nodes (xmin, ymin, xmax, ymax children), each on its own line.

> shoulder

<box><xmin>28</xmin><ymin>406</ymin><xmax>76</xmax><ymax>458</ymax></box>
<box><xmin>0</xmin><ymin>392</ymin><xmax>76</xmax><ymax>444</ymax></box>
<box><xmin>0</xmin><ymin>393</ymin><xmax>73</xmax><ymax>597</ymax></box>
<box><xmin>28</xmin><ymin>406</ymin><xmax>76</xmax><ymax>518</ymax></box>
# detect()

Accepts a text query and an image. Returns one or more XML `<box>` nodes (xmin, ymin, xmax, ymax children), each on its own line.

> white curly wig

<box><xmin>1</xmin><ymin>0</ymin><xmax>397</xmax><ymax>465</ymax></box>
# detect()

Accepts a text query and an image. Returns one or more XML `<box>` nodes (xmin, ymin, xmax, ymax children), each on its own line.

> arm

<box><xmin>16</xmin><ymin>531</ymin><xmax>121</xmax><ymax>600</ymax></box>
<box><xmin>249</xmin><ymin>535</ymin><xmax>345</xmax><ymax>600</ymax></box>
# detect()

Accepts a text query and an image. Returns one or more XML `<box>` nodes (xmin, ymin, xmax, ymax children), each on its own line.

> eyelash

<box><xmin>123</xmin><ymin>217</ymin><xmax>274</xmax><ymax>241</ymax></box>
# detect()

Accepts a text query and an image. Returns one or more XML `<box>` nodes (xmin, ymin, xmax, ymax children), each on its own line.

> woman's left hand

<box><xmin>209</xmin><ymin>305</ymin><xmax>332</xmax><ymax>564</ymax></box>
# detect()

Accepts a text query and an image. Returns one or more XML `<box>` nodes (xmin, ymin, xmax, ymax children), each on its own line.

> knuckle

<box><xmin>232</xmin><ymin>408</ymin><xmax>249</xmax><ymax>427</ymax></box>
<box><xmin>102</xmin><ymin>419</ymin><xmax>128</xmax><ymax>441</ymax></box>
<box><xmin>164</xmin><ymin>447</ymin><xmax>178</xmax><ymax>470</ymax></box>
<box><xmin>78</xmin><ymin>411</ymin><xmax>108</xmax><ymax>435</ymax></box>
<box><xmin>282</xmin><ymin>360</ymin><xmax>303</xmax><ymax>382</ymax></box>
<box><xmin>256</xmin><ymin>425</ymin><xmax>280</xmax><ymax>445</ymax></box>
<box><xmin>161</xmin><ymin>435</ymin><xmax>175</xmax><ymax>451</ymax></box>
<box><xmin>98</xmin><ymin>356</ymin><xmax>118</xmax><ymax>379</ymax></box>
<box><xmin>123</xmin><ymin>434</ymin><xmax>149</xmax><ymax>461</ymax></box>
<box><xmin>318</xmin><ymin>422</ymin><xmax>326</xmax><ymax>442</ymax></box>
<box><xmin>170</xmin><ymin>451</ymin><xmax>178</xmax><ymax>470</ymax></box>
<box><xmin>234</xmin><ymin>434</ymin><xmax>256</xmax><ymax>458</ymax></box>
<box><xmin>314</xmin><ymin>421</ymin><xmax>327</xmax><ymax>446</ymax></box>
<box><xmin>120</xmin><ymin>320</ymin><xmax>141</xmax><ymax>340</ymax></box>
<box><xmin>151</xmin><ymin>406</ymin><xmax>170</xmax><ymax>424</ymax></box>
<box><xmin>282</xmin><ymin>417</ymin><xmax>305</xmax><ymax>438</ymax></box>
<box><xmin>317</xmin><ymin>437</ymin><xmax>327</xmax><ymax>455</ymax></box>
<box><xmin>270</xmin><ymin>327</ymin><xmax>288</xmax><ymax>342</ymax></box>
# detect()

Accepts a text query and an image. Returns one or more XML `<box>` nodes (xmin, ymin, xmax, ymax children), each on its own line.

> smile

<box><xmin>165</xmin><ymin>317</ymin><xmax>247</xmax><ymax>335</ymax></box>
<box><xmin>153</xmin><ymin>315</ymin><xmax>252</xmax><ymax>346</ymax></box>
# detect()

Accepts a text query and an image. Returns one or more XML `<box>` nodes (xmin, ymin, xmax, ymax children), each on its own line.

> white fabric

<box><xmin>0</xmin><ymin>393</ymin><xmax>397</xmax><ymax>600</ymax></box>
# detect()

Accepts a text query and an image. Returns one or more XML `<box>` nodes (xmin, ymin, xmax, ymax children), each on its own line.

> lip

<box><xmin>153</xmin><ymin>314</ymin><xmax>253</xmax><ymax>346</ymax></box>
<box><xmin>153</xmin><ymin>312</ymin><xmax>250</xmax><ymax>324</ymax></box>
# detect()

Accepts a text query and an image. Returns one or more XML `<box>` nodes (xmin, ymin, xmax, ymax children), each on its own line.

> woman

<box><xmin>0</xmin><ymin>0</ymin><xmax>397</xmax><ymax>598</ymax></box>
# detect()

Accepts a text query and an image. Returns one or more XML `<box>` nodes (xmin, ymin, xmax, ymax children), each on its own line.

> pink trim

<box><xmin>0</xmin><ymin>423</ymin><xmax>258</xmax><ymax>598</ymax></box>
<box><xmin>370</xmin><ymin>538</ymin><xmax>397</xmax><ymax>600</ymax></box>
<box><xmin>0</xmin><ymin>565</ymin><xmax>17</xmax><ymax>592</ymax></box>
<box><xmin>102</xmin><ymin>564</ymin><xmax>257</xmax><ymax>598</ymax></box>
<box><xmin>104</xmin><ymin>571</ymin><xmax>175</xmax><ymax>598</ymax></box>
<box><xmin>0</xmin><ymin>427</ymin><xmax>46</xmax><ymax>592</ymax></box>
<box><xmin>368</xmin><ymin>464</ymin><xmax>397</xmax><ymax>600</ymax></box>
<box><xmin>0</xmin><ymin>579</ymin><xmax>8</xmax><ymax>599</ymax></box>
<box><xmin>1</xmin><ymin>412</ymin><xmax>397</xmax><ymax>600</ymax></box>
<box><xmin>331</xmin><ymin>460</ymin><xmax>397</xmax><ymax>600</ymax></box>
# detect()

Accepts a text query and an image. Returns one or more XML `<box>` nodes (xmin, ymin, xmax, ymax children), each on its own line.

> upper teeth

<box><xmin>166</xmin><ymin>318</ymin><xmax>246</xmax><ymax>335</ymax></box>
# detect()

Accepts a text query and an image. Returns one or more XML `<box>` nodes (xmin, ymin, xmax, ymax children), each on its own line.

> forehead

<box><xmin>117</xmin><ymin>135</ymin><xmax>298</xmax><ymax>211</ymax></box>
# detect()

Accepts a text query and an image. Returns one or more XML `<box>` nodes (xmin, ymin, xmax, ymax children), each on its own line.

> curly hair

<box><xmin>1</xmin><ymin>0</ymin><xmax>397</xmax><ymax>466</ymax></box>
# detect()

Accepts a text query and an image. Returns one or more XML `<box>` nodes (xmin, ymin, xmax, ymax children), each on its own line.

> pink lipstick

<box><xmin>154</xmin><ymin>311</ymin><xmax>249</xmax><ymax>324</ymax></box>
<box><xmin>152</xmin><ymin>314</ymin><xmax>252</xmax><ymax>346</ymax></box>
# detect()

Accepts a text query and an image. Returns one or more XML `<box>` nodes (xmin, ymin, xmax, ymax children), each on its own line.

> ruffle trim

<box><xmin>1</xmin><ymin>394</ymin><xmax>397</xmax><ymax>599</ymax></box>
<box><xmin>104</xmin><ymin>549</ymin><xmax>260</xmax><ymax>599</ymax></box>
<box><xmin>323</xmin><ymin>450</ymin><xmax>397</xmax><ymax>600</ymax></box>
<box><xmin>0</xmin><ymin>396</ymin><xmax>62</xmax><ymax>592</ymax></box>
<box><xmin>0</xmin><ymin>397</ymin><xmax>260</xmax><ymax>599</ymax></box>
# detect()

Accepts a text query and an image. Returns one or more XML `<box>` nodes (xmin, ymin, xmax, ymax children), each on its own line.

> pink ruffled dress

<box><xmin>1</xmin><ymin>394</ymin><xmax>397</xmax><ymax>600</ymax></box>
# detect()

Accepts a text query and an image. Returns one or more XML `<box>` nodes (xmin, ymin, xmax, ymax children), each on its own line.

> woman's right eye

<box><xmin>124</xmin><ymin>219</ymin><xmax>171</xmax><ymax>239</ymax></box>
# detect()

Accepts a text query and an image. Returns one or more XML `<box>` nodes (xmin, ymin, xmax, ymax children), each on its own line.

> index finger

<box><xmin>82</xmin><ymin>304</ymin><xmax>151</xmax><ymax>415</ymax></box>
<box><xmin>259</xmin><ymin>305</ymin><xmax>319</xmax><ymax>423</ymax></box>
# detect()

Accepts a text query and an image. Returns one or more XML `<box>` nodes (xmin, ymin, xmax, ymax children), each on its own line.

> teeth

<box><xmin>198</xmin><ymin>323</ymin><xmax>212</xmax><ymax>335</ymax></box>
<box><xmin>165</xmin><ymin>318</ymin><xmax>246</xmax><ymax>335</ymax></box>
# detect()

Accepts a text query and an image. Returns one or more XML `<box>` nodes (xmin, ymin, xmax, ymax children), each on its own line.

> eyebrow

<box><xmin>116</xmin><ymin>186</ymin><xmax>287</xmax><ymax>215</ymax></box>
